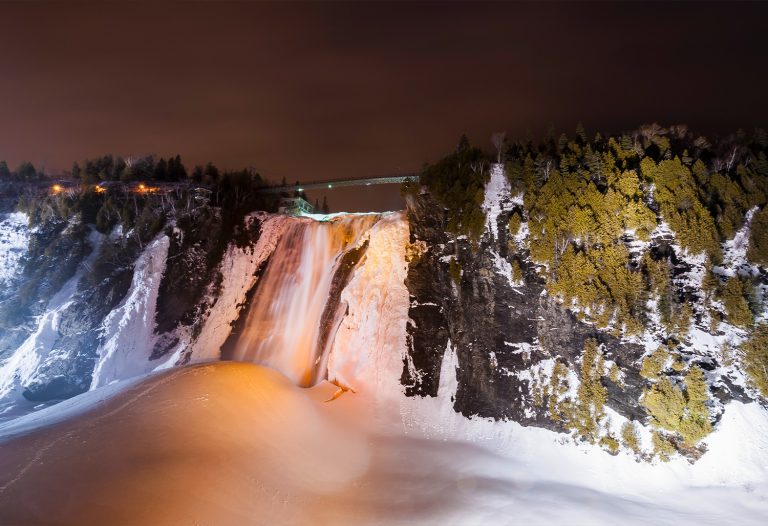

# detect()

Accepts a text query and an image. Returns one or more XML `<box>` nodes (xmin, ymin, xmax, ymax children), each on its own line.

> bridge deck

<box><xmin>261</xmin><ymin>174</ymin><xmax>419</xmax><ymax>193</ymax></box>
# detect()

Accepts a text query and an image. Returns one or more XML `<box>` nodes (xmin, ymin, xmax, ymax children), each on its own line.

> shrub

<box><xmin>621</xmin><ymin>421</ymin><xmax>641</xmax><ymax>454</ymax></box>
<box><xmin>652</xmin><ymin>431</ymin><xmax>676</xmax><ymax>462</ymax></box>
<box><xmin>573</xmin><ymin>339</ymin><xmax>607</xmax><ymax>442</ymax></box>
<box><xmin>508</xmin><ymin>211</ymin><xmax>522</xmax><ymax>236</ymax></box>
<box><xmin>720</xmin><ymin>277</ymin><xmax>753</xmax><ymax>328</ymax></box>
<box><xmin>600</xmin><ymin>435</ymin><xmax>620</xmax><ymax>455</ymax></box>
<box><xmin>642</xmin><ymin>367</ymin><xmax>712</xmax><ymax>447</ymax></box>
<box><xmin>741</xmin><ymin>324</ymin><xmax>768</xmax><ymax>397</ymax></box>
<box><xmin>640</xmin><ymin>346</ymin><xmax>670</xmax><ymax>380</ymax></box>
<box><xmin>748</xmin><ymin>206</ymin><xmax>768</xmax><ymax>266</ymax></box>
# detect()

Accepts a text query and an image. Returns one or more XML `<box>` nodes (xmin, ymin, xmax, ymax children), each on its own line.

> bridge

<box><xmin>260</xmin><ymin>173</ymin><xmax>420</xmax><ymax>193</ymax></box>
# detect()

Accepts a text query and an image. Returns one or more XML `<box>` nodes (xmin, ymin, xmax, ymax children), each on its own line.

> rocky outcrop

<box><xmin>402</xmin><ymin>187</ymin><xmax>651</xmax><ymax>429</ymax></box>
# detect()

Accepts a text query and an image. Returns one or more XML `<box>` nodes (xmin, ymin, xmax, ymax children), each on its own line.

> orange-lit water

<box><xmin>228</xmin><ymin>215</ymin><xmax>379</xmax><ymax>386</ymax></box>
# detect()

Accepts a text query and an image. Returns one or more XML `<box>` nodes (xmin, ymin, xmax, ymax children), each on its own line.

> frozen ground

<box><xmin>0</xmin><ymin>361</ymin><xmax>765</xmax><ymax>525</ymax></box>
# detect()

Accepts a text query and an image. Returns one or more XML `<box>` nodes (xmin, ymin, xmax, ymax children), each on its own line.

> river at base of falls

<box><xmin>1</xmin><ymin>361</ymin><xmax>764</xmax><ymax>526</ymax></box>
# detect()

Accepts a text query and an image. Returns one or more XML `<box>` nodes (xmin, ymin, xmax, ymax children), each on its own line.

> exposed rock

<box><xmin>403</xmin><ymin>189</ymin><xmax>651</xmax><ymax>429</ymax></box>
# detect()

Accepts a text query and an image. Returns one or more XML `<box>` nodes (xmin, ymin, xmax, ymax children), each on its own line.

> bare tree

<box><xmin>491</xmin><ymin>132</ymin><xmax>506</xmax><ymax>164</ymax></box>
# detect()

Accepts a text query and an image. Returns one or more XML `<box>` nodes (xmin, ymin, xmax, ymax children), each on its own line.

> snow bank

<box><xmin>0</xmin><ymin>363</ymin><xmax>371</xmax><ymax>525</ymax></box>
<box><xmin>385</xmin><ymin>352</ymin><xmax>768</xmax><ymax>524</ymax></box>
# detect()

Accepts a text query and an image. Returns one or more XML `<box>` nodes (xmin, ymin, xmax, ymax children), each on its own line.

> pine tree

<box><xmin>721</xmin><ymin>277</ymin><xmax>753</xmax><ymax>328</ymax></box>
<box><xmin>153</xmin><ymin>158</ymin><xmax>169</xmax><ymax>181</ymax></box>
<box><xmin>748</xmin><ymin>206</ymin><xmax>768</xmax><ymax>266</ymax></box>
<box><xmin>576</xmin><ymin>122</ymin><xmax>587</xmax><ymax>144</ymax></box>
<box><xmin>741</xmin><ymin>324</ymin><xmax>768</xmax><ymax>396</ymax></box>
<box><xmin>16</xmin><ymin>161</ymin><xmax>37</xmax><ymax>181</ymax></box>
<box><xmin>71</xmin><ymin>162</ymin><xmax>81</xmax><ymax>180</ymax></box>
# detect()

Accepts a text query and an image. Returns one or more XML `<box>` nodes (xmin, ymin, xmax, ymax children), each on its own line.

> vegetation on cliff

<box><xmin>416</xmin><ymin>124</ymin><xmax>768</xmax><ymax>460</ymax></box>
<box><xmin>419</xmin><ymin>136</ymin><xmax>489</xmax><ymax>242</ymax></box>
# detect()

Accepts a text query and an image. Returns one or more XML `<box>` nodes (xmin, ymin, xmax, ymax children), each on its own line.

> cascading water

<box><xmin>225</xmin><ymin>214</ymin><xmax>380</xmax><ymax>386</ymax></box>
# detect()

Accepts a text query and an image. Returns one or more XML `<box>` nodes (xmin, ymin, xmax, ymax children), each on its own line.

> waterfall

<box><xmin>225</xmin><ymin>215</ymin><xmax>379</xmax><ymax>386</ymax></box>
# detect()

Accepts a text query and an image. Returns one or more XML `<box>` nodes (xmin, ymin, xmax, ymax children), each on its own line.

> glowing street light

<box><xmin>52</xmin><ymin>184</ymin><xmax>62</xmax><ymax>193</ymax></box>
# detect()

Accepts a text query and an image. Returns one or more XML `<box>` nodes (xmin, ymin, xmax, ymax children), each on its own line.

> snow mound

<box><xmin>0</xmin><ymin>362</ymin><xmax>370</xmax><ymax>525</ymax></box>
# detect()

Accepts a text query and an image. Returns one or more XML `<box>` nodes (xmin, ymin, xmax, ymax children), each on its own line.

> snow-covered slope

<box><xmin>0</xmin><ymin>212</ymin><xmax>29</xmax><ymax>289</ymax></box>
<box><xmin>0</xmin><ymin>229</ymin><xmax>104</xmax><ymax>418</ymax></box>
<box><xmin>90</xmin><ymin>235</ymin><xmax>171</xmax><ymax>389</ymax></box>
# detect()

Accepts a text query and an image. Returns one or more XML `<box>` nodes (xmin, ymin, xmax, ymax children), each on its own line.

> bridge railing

<box><xmin>260</xmin><ymin>173</ymin><xmax>420</xmax><ymax>193</ymax></box>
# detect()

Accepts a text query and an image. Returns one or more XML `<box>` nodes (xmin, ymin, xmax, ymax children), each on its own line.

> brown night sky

<box><xmin>1</xmin><ymin>1</ymin><xmax>767</xmax><ymax>211</ymax></box>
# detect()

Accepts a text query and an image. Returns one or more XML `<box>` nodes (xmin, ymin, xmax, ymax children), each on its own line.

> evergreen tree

<box><xmin>575</xmin><ymin>122</ymin><xmax>587</xmax><ymax>144</ymax></box>
<box><xmin>16</xmin><ymin>161</ymin><xmax>37</xmax><ymax>181</ymax></box>
<box><xmin>748</xmin><ymin>206</ymin><xmax>768</xmax><ymax>266</ymax></box>
<box><xmin>153</xmin><ymin>157</ymin><xmax>169</xmax><ymax>181</ymax></box>
<box><xmin>203</xmin><ymin>163</ymin><xmax>220</xmax><ymax>185</ymax></box>
<box><xmin>167</xmin><ymin>155</ymin><xmax>187</xmax><ymax>181</ymax></box>
<box><xmin>191</xmin><ymin>165</ymin><xmax>204</xmax><ymax>184</ymax></box>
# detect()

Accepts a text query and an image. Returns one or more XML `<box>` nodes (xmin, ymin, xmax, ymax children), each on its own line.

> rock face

<box><xmin>402</xmin><ymin>183</ymin><xmax>652</xmax><ymax>429</ymax></box>
<box><xmin>0</xmin><ymin>201</ymin><xmax>251</xmax><ymax>416</ymax></box>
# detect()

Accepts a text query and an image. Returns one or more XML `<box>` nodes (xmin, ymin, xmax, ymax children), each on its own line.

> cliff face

<box><xmin>402</xmin><ymin>169</ymin><xmax>648</xmax><ymax>430</ymax></box>
<box><xmin>402</xmin><ymin>162</ymin><xmax>767</xmax><ymax>459</ymax></box>
<box><xmin>0</xmin><ymin>195</ymin><xmax>245</xmax><ymax>416</ymax></box>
